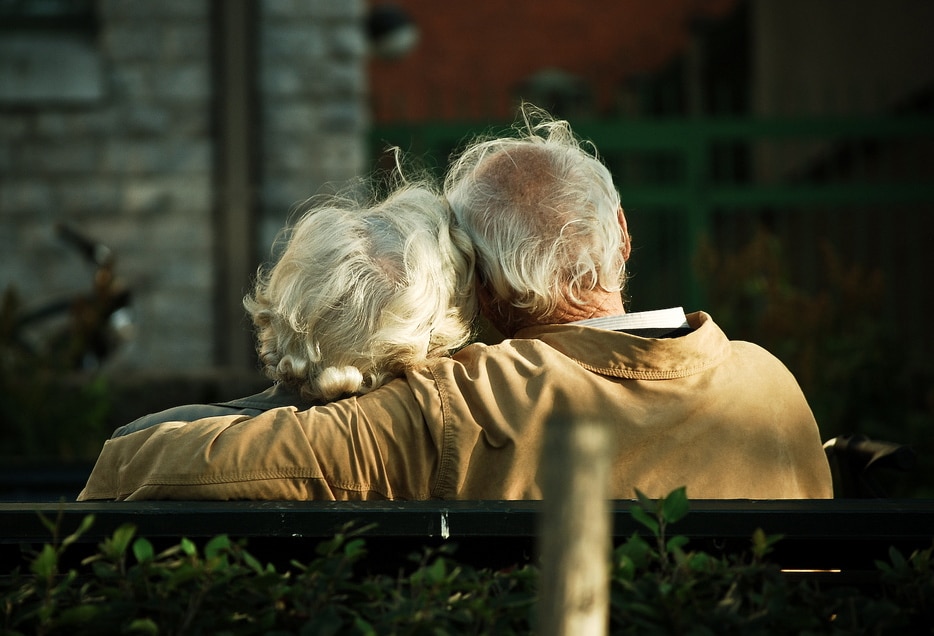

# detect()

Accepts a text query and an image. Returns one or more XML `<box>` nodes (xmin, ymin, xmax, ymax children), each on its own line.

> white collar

<box><xmin>570</xmin><ymin>307</ymin><xmax>689</xmax><ymax>331</ymax></box>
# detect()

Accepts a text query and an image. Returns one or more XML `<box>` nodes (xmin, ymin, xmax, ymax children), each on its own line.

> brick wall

<box><xmin>367</xmin><ymin>0</ymin><xmax>738</xmax><ymax>122</ymax></box>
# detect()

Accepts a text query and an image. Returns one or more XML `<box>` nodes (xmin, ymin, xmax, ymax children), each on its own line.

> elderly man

<box><xmin>79</xmin><ymin>107</ymin><xmax>832</xmax><ymax>502</ymax></box>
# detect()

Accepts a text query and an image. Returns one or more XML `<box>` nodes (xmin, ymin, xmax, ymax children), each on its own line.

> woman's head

<box><xmin>244</xmin><ymin>182</ymin><xmax>476</xmax><ymax>401</ymax></box>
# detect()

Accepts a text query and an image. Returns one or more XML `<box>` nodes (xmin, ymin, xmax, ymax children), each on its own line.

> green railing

<box><xmin>370</xmin><ymin>115</ymin><xmax>934</xmax><ymax>332</ymax></box>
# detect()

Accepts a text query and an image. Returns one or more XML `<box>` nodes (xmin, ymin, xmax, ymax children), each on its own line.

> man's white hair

<box><xmin>244</xmin><ymin>181</ymin><xmax>476</xmax><ymax>401</ymax></box>
<box><xmin>444</xmin><ymin>105</ymin><xmax>626</xmax><ymax>322</ymax></box>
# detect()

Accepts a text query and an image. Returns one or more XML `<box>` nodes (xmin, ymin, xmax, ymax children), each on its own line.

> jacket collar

<box><xmin>514</xmin><ymin>311</ymin><xmax>731</xmax><ymax>380</ymax></box>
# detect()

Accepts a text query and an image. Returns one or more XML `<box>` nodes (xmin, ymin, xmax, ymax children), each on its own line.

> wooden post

<box><xmin>538</xmin><ymin>416</ymin><xmax>613</xmax><ymax>636</ymax></box>
<box><xmin>212</xmin><ymin>0</ymin><xmax>258</xmax><ymax>369</ymax></box>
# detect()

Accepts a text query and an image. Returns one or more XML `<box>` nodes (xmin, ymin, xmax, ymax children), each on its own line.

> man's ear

<box><xmin>618</xmin><ymin>207</ymin><xmax>631</xmax><ymax>261</ymax></box>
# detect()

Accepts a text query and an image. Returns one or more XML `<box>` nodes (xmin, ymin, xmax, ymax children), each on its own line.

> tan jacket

<box><xmin>78</xmin><ymin>312</ymin><xmax>833</xmax><ymax>501</ymax></box>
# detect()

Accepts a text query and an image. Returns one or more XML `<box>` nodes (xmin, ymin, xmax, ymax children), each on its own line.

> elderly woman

<box><xmin>111</xmin><ymin>180</ymin><xmax>476</xmax><ymax>438</ymax></box>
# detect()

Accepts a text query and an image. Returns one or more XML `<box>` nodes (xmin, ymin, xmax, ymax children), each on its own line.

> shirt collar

<box><xmin>570</xmin><ymin>307</ymin><xmax>689</xmax><ymax>332</ymax></box>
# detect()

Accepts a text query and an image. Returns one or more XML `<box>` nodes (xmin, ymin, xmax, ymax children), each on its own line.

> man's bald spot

<box><xmin>474</xmin><ymin>144</ymin><xmax>564</xmax><ymax>212</ymax></box>
<box><xmin>468</xmin><ymin>145</ymin><xmax>582</xmax><ymax>256</ymax></box>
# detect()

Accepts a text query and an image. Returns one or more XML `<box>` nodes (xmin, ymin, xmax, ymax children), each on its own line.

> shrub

<box><xmin>2</xmin><ymin>490</ymin><xmax>932</xmax><ymax>635</ymax></box>
<box><xmin>697</xmin><ymin>229</ymin><xmax>934</xmax><ymax>497</ymax></box>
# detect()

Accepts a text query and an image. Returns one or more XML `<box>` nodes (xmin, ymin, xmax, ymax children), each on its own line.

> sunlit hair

<box><xmin>244</xmin><ymin>179</ymin><xmax>477</xmax><ymax>402</ymax></box>
<box><xmin>443</xmin><ymin>104</ymin><xmax>626</xmax><ymax>322</ymax></box>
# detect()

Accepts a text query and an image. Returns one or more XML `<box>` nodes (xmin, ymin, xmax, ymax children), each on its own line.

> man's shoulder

<box><xmin>447</xmin><ymin>335</ymin><xmax>564</xmax><ymax>367</ymax></box>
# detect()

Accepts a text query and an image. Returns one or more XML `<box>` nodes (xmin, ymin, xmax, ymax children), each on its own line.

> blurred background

<box><xmin>1</xmin><ymin>0</ymin><xmax>932</xmax><ymax>497</ymax></box>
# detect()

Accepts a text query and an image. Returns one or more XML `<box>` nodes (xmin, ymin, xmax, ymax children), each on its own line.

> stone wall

<box><xmin>0</xmin><ymin>0</ymin><xmax>366</xmax><ymax>376</ymax></box>
<box><xmin>257</xmin><ymin>0</ymin><xmax>368</xmax><ymax>253</ymax></box>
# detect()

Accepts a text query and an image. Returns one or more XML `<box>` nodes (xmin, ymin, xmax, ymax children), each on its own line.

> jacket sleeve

<box><xmin>77</xmin><ymin>379</ymin><xmax>440</xmax><ymax>501</ymax></box>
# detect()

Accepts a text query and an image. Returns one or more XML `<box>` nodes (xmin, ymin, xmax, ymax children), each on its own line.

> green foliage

<box><xmin>0</xmin><ymin>286</ymin><xmax>113</xmax><ymax>463</ymax></box>
<box><xmin>3</xmin><ymin>491</ymin><xmax>933</xmax><ymax>635</ymax></box>
<box><xmin>697</xmin><ymin>228</ymin><xmax>934</xmax><ymax>496</ymax></box>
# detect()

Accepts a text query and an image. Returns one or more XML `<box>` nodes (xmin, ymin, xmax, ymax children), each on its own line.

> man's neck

<box><xmin>551</xmin><ymin>292</ymin><xmax>626</xmax><ymax>323</ymax></box>
<box><xmin>490</xmin><ymin>292</ymin><xmax>626</xmax><ymax>336</ymax></box>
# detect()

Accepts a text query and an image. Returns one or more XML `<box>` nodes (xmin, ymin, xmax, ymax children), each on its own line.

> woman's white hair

<box><xmin>244</xmin><ymin>180</ymin><xmax>477</xmax><ymax>402</ymax></box>
<box><xmin>443</xmin><ymin>104</ymin><xmax>626</xmax><ymax>322</ymax></box>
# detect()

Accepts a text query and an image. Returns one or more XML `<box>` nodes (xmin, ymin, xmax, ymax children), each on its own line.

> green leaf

<box><xmin>426</xmin><ymin>557</ymin><xmax>448</xmax><ymax>583</ymax></box>
<box><xmin>686</xmin><ymin>551</ymin><xmax>712</xmax><ymax>571</ymax></box>
<box><xmin>666</xmin><ymin>535</ymin><xmax>690</xmax><ymax>553</ymax></box>
<box><xmin>751</xmin><ymin>528</ymin><xmax>783</xmax><ymax>559</ymax></box>
<box><xmin>634</xmin><ymin>489</ymin><xmax>656</xmax><ymax>514</ymax></box>
<box><xmin>660</xmin><ymin>487</ymin><xmax>689</xmax><ymax>524</ymax></box>
<box><xmin>343</xmin><ymin>538</ymin><xmax>367</xmax><ymax>559</ymax></box>
<box><xmin>31</xmin><ymin>544</ymin><xmax>57</xmax><ymax>579</ymax></box>
<box><xmin>127</xmin><ymin>618</ymin><xmax>160</xmax><ymax>634</ymax></box>
<box><xmin>132</xmin><ymin>537</ymin><xmax>154</xmax><ymax>563</ymax></box>
<box><xmin>616</xmin><ymin>534</ymin><xmax>652</xmax><ymax>567</ymax></box>
<box><xmin>888</xmin><ymin>545</ymin><xmax>907</xmax><ymax>570</ymax></box>
<box><xmin>301</xmin><ymin>605</ymin><xmax>343</xmax><ymax>636</ymax></box>
<box><xmin>205</xmin><ymin>534</ymin><xmax>231</xmax><ymax>560</ymax></box>
<box><xmin>616</xmin><ymin>554</ymin><xmax>636</xmax><ymax>581</ymax></box>
<box><xmin>242</xmin><ymin>550</ymin><xmax>266</xmax><ymax>574</ymax></box>
<box><xmin>180</xmin><ymin>537</ymin><xmax>197</xmax><ymax>557</ymax></box>
<box><xmin>168</xmin><ymin>563</ymin><xmax>199</xmax><ymax>587</ymax></box>
<box><xmin>104</xmin><ymin>524</ymin><xmax>137</xmax><ymax>558</ymax></box>
<box><xmin>353</xmin><ymin>616</ymin><xmax>377</xmax><ymax>636</ymax></box>
<box><xmin>57</xmin><ymin>603</ymin><xmax>99</xmax><ymax>625</ymax></box>
<box><xmin>629</xmin><ymin>505</ymin><xmax>660</xmax><ymax>536</ymax></box>
<box><xmin>62</xmin><ymin>514</ymin><xmax>95</xmax><ymax>548</ymax></box>
<box><xmin>37</xmin><ymin>511</ymin><xmax>58</xmax><ymax>537</ymax></box>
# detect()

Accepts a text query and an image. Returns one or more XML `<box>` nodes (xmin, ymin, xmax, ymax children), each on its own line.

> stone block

<box><xmin>122</xmin><ymin>105</ymin><xmax>172</xmax><ymax>136</ymax></box>
<box><xmin>260</xmin><ymin>24</ymin><xmax>326</xmax><ymax>60</ymax></box>
<box><xmin>102</xmin><ymin>139</ymin><xmax>212</xmax><ymax>175</ymax></box>
<box><xmin>35</xmin><ymin>111</ymin><xmax>120</xmax><ymax>138</ymax></box>
<box><xmin>17</xmin><ymin>142</ymin><xmax>102</xmax><ymax>175</ymax></box>
<box><xmin>56</xmin><ymin>179</ymin><xmax>122</xmax><ymax>218</ymax></box>
<box><xmin>163</xmin><ymin>24</ymin><xmax>211</xmax><ymax>60</ymax></box>
<box><xmin>262</xmin><ymin>102</ymin><xmax>321</xmax><ymax>133</ymax></box>
<box><xmin>130</xmin><ymin>332</ymin><xmax>214</xmax><ymax>371</ymax></box>
<box><xmin>108</xmin><ymin>68</ymin><xmax>152</xmax><ymax>101</ymax></box>
<box><xmin>100</xmin><ymin>26</ymin><xmax>163</xmax><ymax>61</ymax></box>
<box><xmin>164</xmin><ymin>106</ymin><xmax>211</xmax><ymax>136</ymax></box>
<box><xmin>327</xmin><ymin>23</ymin><xmax>367</xmax><ymax>58</ymax></box>
<box><xmin>0</xmin><ymin>115</ymin><xmax>31</xmax><ymax>139</ymax></box>
<box><xmin>152</xmin><ymin>64</ymin><xmax>212</xmax><ymax>103</ymax></box>
<box><xmin>0</xmin><ymin>143</ymin><xmax>11</xmax><ymax>173</ymax></box>
<box><xmin>259</xmin><ymin>67</ymin><xmax>304</xmax><ymax>97</ymax></box>
<box><xmin>263</xmin><ymin>0</ymin><xmax>364</xmax><ymax>19</ymax></box>
<box><xmin>99</xmin><ymin>0</ymin><xmax>210</xmax><ymax>21</ymax></box>
<box><xmin>321</xmin><ymin>100</ymin><xmax>368</xmax><ymax>132</ymax></box>
<box><xmin>118</xmin><ymin>176</ymin><xmax>213</xmax><ymax>219</ymax></box>
<box><xmin>300</xmin><ymin>62</ymin><xmax>365</xmax><ymax>96</ymax></box>
<box><xmin>0</xmin><ymin>180</ymin><xmax>56</xmax><ymax>218</ymax></box>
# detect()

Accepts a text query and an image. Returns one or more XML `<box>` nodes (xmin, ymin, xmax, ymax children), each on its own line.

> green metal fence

<box><xmin>370</xmin><ymin>114</ymin><xmax>934</xmax><ymax>342</ymax></box>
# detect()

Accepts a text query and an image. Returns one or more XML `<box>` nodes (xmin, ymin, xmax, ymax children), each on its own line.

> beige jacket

<box><xmin>78</xmin><ymin>312</ymin><xmax>833</xmax><ymax>501</ymax></box>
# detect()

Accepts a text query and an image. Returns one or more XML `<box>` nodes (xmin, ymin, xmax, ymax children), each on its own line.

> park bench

<box><xmin>1</xmin><ymin>498</ymin><xmax>932</xmax><ymax>588</ymax></box>
<box><xmin>1</xmin><ymin>433</ymin><xmax>928</xmax><ymax>589</ymax></box>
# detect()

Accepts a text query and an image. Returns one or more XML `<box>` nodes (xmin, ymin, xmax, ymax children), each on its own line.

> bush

<box><xmin>0</xmin><ymin>287</ymin><xmax>113</xmax><ymax>464</ymax></box>
<box><xmin>2</xmin><ymin>490</ymin><xmax>932</xmax><ymax>635</ymax></box>
<box><xmin>697</xmin><ymin>229</ymin><xmax>934</xmax><ymax>497</ymax></box>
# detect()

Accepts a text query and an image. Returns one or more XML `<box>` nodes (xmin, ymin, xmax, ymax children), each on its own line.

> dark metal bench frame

<box><xmin>2</xmin><ymin>499</ymin><xmax>931</xmax><ymax>581</ymax></box>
